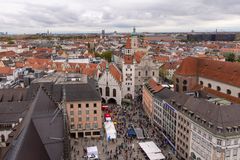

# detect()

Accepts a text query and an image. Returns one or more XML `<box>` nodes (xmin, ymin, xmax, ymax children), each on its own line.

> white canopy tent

<box><xmin>104</xmin><ymin>121</ymin><xmax>117</xmax><ymax>140</ymax></box>
<box><xmin>139</xmin><ymin>141</ymin><xmax>165</xmax><ymax>160</ymax></box>
<box><xmin>87</xmin><ymin>146</ymin><xmax>98</xmax><ymax>159</ymax></box>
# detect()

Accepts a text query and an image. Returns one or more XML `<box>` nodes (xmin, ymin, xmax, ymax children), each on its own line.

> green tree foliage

<box><xmin>7</xmin><ymin>40</ymin><xmax>15</xmax><ymax>44</ymax></box>
<box><xmin>95</xmin><ymin>51</ymin><xmax>112</xmax><ymax>62</ymax></box>
<box><xmin>224</xmin><ymin>52</ymin><xmax>235</xmax><ymax>62</ymax></box>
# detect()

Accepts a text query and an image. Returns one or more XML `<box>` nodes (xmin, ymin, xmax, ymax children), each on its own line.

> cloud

<box><xmin>0</xmin><ymin>0</ymin><xmax>240</xmax><ymax>33</ymax></box>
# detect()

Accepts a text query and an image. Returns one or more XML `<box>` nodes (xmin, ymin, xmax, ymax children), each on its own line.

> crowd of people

<box><xmin>70</xmin><ymin>95</ymin><xmax>177</xmax><ymax>160</ymax></box>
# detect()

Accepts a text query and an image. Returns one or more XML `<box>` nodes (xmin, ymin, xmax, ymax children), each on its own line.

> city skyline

<box><xmin>1</xmin><ymin>0</ymin><xmax>240</xmax><ymax>34</ymax></box>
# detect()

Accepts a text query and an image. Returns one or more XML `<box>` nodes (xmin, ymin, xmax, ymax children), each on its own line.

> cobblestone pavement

<box><xmin>70</xmin><ymin>96</ymin><xmax>178</xmax><ymax>160</ymax></box>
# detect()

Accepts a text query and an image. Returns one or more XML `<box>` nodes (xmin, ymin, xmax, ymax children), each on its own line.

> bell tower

<box><xmin>131</xmin><ymin>26</ymin><xmax>138</xmax><ymax>50</ymax></box>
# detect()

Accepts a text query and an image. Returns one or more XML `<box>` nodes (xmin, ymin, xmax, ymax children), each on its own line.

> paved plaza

<box><xmin>70</xmin><ymin>97</ymin><xmax>178</xmax><ymax>160</ymax></box>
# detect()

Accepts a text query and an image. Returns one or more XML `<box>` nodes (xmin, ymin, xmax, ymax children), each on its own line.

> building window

<box><xmin>226</xmin><ymin>140</ymin><xmax>231</xmax><ymax>146</ymax></box>
<box><xmin>234</xmin><ymin>139</ymin><xmax>238</xmax><ymax>145</ymax></box>
<box><xmin>200</xmin><ymin>81</ymin><xmax>203</xmax><ymax>85</ymax></box>
<box><xmin>78</xmin><ymin>104</ymin><xmax>81</xmax><ymax>108</ymax></box>
<box><xmin>145</xmin><ymin>70</ymin><xmax>148</xmax><ymax>76</ymax></box>
<box><xmin>94</xmin><ymin>110</ymin><xmax>97</xmax><ymax>114</ymax></box>
<box><xmin>86</xmin><ymin>117</ymin><xmax>90</xmax><ymax>121</ymax></box>
<box><xmin>85</xmin><ymin>123</ymin><xmax>90</xmax><ymax>129</ymax></box>
<box><xmin>78</xmin><ymin>110</ymin><xmax>81</xmax><ymax>114</ymax></box>
<box><xmin>176</xmin><ymin>84</ymin><xmax>179</xmax><ymax>92</ymax></box>
<box><xmin>93</xmin><ymin>123</ymin><xmax>98</xmax><ymax>129</ymax></box>
<box><xmin>183</xmin><ymin>80</ymin><xmax>187</xmax><ymax>85</ymax></box>
<box><xmin>217</xmin><ymin>139</ymin><xmax>222</xmax><ymax>146</ymax></box>
<box><xmin>183</xmin><ymin>86</ymin><xmax>187</xmax><ymax>92</ymax></box>
<box><xmin>113</xmin><ymin>89</ymin><xmax>116</xmax><ymax>97</ymax></box>
<box><xmin>152</xmin><ymin>72</ymin><xmax>155</xmax><ymax>76</ymax></box>
<box><xmin>176</xmin><ymin>78</ymin><xmax>179</xmax><ymax>83</ymax></box>
<box><xmin>127</xmin><ymin>87</ymin><xmax>130</xmax><ymax>91</ymax></box>
<box><xmin>138</xmin><ymin>72</ymin><xmax>141</xmax><ymax>76</ymax></box>
<box><xmin>217</xmin><ymin>86</ymin><xmax>221</xmax><ymax>91</ymax></box>
<box><xmin>94</xmin><ymin>103</ymin><xmax>97</xmax><ymax>107</ymax></box>
<box><xmin>70</xmin><ymin>117</ymin><xmax>74</xmax><ymax>122</ymax></box>
<box><xmin>208</xmin><ymin>83</ymin><xmax>212</xmax><ymax>88</ymax></box>
<box><xmin>70</xmin><ymin>111</ymin><xmax>74</xmax><ymax>115</ymax></box>
<box><xmin>99</xmin><ymin>88</ymin><xmax>102</xmax><ymax>95</ymax></box>
<box><xmin>233</xmin><ymin>148</ymin><xmax>237</xmax><ymax>156</ymax></box>
<box><xmin>238</xmin><ymin>93</ymin><xmax>240</xmax><ymax>98</ymax></box>
<box><xmin>94</xmin><ymin>117</ymin><xmax>97</xmax><ymax>121</ymax></box>
<box><xmin>1</xmin><ymin>135</ymin><xmax>5</xmax><ymax>142</ymax></box>
<box><xmin>226</xmin><ymin>150</ymin><xmax>230</xmax><ymax>157</ymax></box>
<box><xmin>78</xmin><ymin>117</ymin><xmax>82</xmax><ymax>121</ymax></box>
<box><xmin>86</xmin><ymin>110</ymin><xmax>89</xmax><ymax>114</ymax></box>
<box><xmin>106</xmin><ymin>87</ymin><xmax>110</xmax><ymax>96</ymax></box>
<box><xmin>70</xmin><ymin>124</ymin><xmax>74</xmax><ymax>129</ymax></box>
<box><xmin>78</xmin><ymin>124</ymin><xmax>82</xmax><ymax>128</ymax></box>
<box><xmin>86</xmin><ymin>103</ymin><xmax>89</xmax><ymax>108</ymax></box>
<box><xmin>227</xmin><ymin>89</ymin><xmax>231</xmax><ymax>95</ymax></box>
<box><xmin>70</xmin><ymin>104</ymin><xmax>74</xmax><ymax>108</ymax></box>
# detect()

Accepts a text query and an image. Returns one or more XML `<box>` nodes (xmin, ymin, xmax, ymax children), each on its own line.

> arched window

<box><xmin>138</xmin><ymin>72</ymin><xmax>141</xmax><ymax>76</ymax></box>
<box><xmin>145</xmin><ymin>70</ymin><xmax>148</xmax><ymax>76</ymax></box>
<box><xmin>106</xmin><ymin>87</ymin><xmax>110</xmax><ymax>96</ymax></box>
<box><xmin>217</xmin><ymin>86</ymin><xmax>221</xmax><ymax>91</ymax></box>
<box><xmin>176</xmin><ymin>84</ymin><xmax>179</xmax><ymax>92</ymax></box>
<box><xmin>113</xmin><ymin>89</ymin><xmax>116</xmax><ymax>97</ymax></box>
<box><xmin>200</xmin><ymin>81</ymin><xmax>203</xmax><ymax>85</ymax></box>
<box><xmin>99</xmin><ymin>88</ymin><xmax>102</xmax><ymax>95</ymax></box>
<box><xmin>152</xmin><ymin>72</ymin><xmax>155</xmax><ymax>76</ymax></box>
<box><xmin>183</xmin><ymin>80</ymin><xmax>187</xmax><ymax>85</ymax></box>
<box><xmin>227</xmin><ymin>89</ymin><xmax>231</xmax><ymax>95</ymax></box>
<box><xmin>183</xmin><ymin>86</ymin><xmax>187</xmax><ymax>92</ymax></box>
<box><xmin>1</xmin><ymin>135</ymin><xmax>5</xmax><ymax>142</ymax></box>
<box><xmin>208</xmin><ymin>83</ymin><xmax>212</xmax><ymax>88</ymax></box>
<box><xmin>176</xmin><ymin>78</ymin><xmax>179</xmax><ymax>83</ymax></box>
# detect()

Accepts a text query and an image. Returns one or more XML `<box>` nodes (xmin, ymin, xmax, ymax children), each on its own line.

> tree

<box><xmin>224</xmin><ymin>52</ymin><xmax>235</xmax><ymax>62</ymax></box>
<box><xmin>100</xmin><ymin>51</ymin><xmax>112</xmax><ymax>62</ymax></box>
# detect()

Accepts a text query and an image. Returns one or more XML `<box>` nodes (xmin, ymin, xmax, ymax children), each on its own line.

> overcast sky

<box><xmin>1</xmin><ymin>0</ymin><xmax>240</xmax><ymax>34</ymax></box>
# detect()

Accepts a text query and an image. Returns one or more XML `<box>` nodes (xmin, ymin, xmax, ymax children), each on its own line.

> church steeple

<box><xmin>133</xmin><ymin>26</ymin><xmax>136</xmax><ymax>34</ymax></box>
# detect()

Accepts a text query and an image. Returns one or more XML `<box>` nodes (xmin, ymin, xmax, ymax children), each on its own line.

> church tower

<box><xmin>125</xmin><ymin>36</ymin><xmax>133</xmax><ymax>55</ymax></box>
<box><xmin>131</xmin><ymin>26</ymin><xmax>138</xmax><ymax>50</ymax></box>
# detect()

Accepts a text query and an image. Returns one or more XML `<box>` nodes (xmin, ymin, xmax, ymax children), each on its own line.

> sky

<box><xmin>1</xmin><ymin>0</ymin><xmax>240</xmax><ymax>34</ymax></box>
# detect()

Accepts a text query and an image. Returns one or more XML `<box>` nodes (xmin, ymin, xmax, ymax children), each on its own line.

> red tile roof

<box><xmin>134</xmin><ymin>51</ymin><xmax>146</xmax><ymax>63</ymax></box>
<box><xmin>204</xmin><ymin>87</ymin><xmax>240</xmax><ymax>104</ymax></box>
<box><xmin>147</xmin><ymin>78</ymin><xmax>164</xmax><ymax>93</ymax></box>
<box><xmin>25</xmin><ymin>58</ymin><xmax>52</xmax><ymax>70</ymax></box>
<box><xmin>0</xmin><ymin>67</ymin><xmax>13</xmax><ymax>75</ymax></box>
<box><xmin>0</xmin><ymin>51</ymin><xmax>18</xmax><ymax>58</ymax></box>
<box><xmin>153</xmin><ymin>55</ymin><xmax>170</xmax><ymax>63</ymax></box>
<box><xmin>175</xmin><ymin>56</ymin><xmax>240</xmax><ymax>87</ymax></box>
<box><xmin>109</xmin><ymin>63</ymin><xmax>122</xmax><ymax>84</ymax></box>
<box><xmin>123</xmin><ymin>55</ymin><xmax>133</xmax><ymax>64</ymax></box>
<box><xmin>161</xmin><ymin>61</ymin><xmax>180</xmax><ymax>70</ymax></box>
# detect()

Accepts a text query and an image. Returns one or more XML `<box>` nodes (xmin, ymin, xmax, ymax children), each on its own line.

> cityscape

<box><xmin>0</xmin><ymin>0</ymin><xmax>240</xmax><ymax>160</ymax></box>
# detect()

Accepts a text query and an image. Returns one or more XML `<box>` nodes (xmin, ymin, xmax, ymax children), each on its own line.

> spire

<box><xmin>133</xmin><ymin>26</ymin><xmax>136</xmax><ymax>33</ymax></box>
<box><xmin>106</xmin><ymin>62</ymin><xmax>109</xmax><ymax>72</ymax></box>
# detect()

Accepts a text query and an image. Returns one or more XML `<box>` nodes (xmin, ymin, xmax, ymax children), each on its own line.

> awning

<box><xmin>139</xmin><ymin>141</ymin><xmax>165</xmax><ymax>160</ymax></box>
<box><xmin>104</xmin><ymin>113</ymin><xmax>111</xmax><ymax>118</ymax></box>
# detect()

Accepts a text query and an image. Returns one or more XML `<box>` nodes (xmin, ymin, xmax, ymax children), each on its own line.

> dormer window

<box><xmin>201</xmin><ymin>119</ymin><xmax>206</xmax><ymax>124</ymax></box>
<box><xmin>188</xmin><ymin>111</ymin><xmax>194</xmax><ymax>117</ymax></box>
<box><xmin>226</xmin><ymin>89</ymin><xmax>231</xmax><ymax>95</ymax></box>
<box><xmin>208</xmin><ymin>122</ymin><xmax>213</xmax><ymax>128</ymax></box>
<box><xmin>226</xmin><ymin>127</ymin><xmax>232</xmax><ymax>133</ymax></box>
<box><xmin>233</xmin><ymin>126</ymin><xmax>238</xmax><ymax>132</ymax></box>
<box><xmin>208</xmin><ymin>83</ymin><xmax>212</xmax><ymax>88</ymax></box>
<box><xmin>217</xmin><ymin>126</ymin><xmax>223</xmax><ymax>133</ymax></box>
